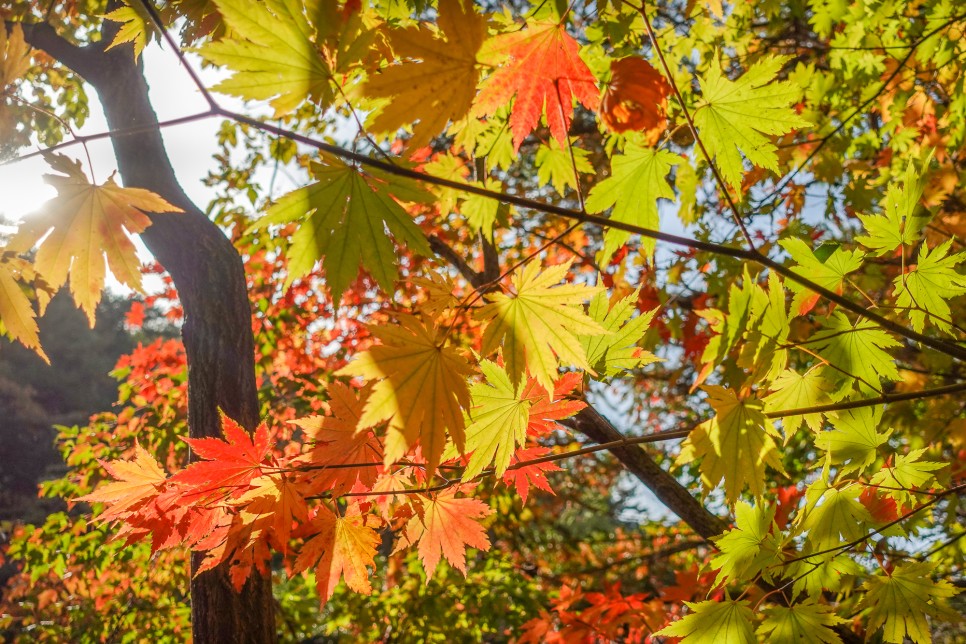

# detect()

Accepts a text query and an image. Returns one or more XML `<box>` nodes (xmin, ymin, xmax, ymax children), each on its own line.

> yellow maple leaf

<box><xmin>364</xmin><ymin>0</ymin><xmax>486</xmax><ymax>149</ymax></box>
<box><xmin>677</xmin><ymin>385</ymin><xmax>786</xmax><ymax>504</ymax></box>
<box><xmin>476</xmin><ymin>259</ymin><xmax>606</xmax><ymax>393</ymax></box>
<box><xmin>336</xmin><ymin>314</ymin><xmax>475</xmax><ymax>476</ymax></box>
<box><xmin>1</xmin><ymin>23</ymin><xmax>31</xmax><ymax>87</ymax></box>
<box><xmin>0</xmin><ymin>255</ymin><xmax>46</xmax><ymax>360</ymax></box>
<box><xmin>10</xmin><ymin>154</ymin><xmax>181</xmax><ymax>324</ymax></box>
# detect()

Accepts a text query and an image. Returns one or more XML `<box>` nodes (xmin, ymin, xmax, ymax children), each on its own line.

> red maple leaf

<box><xmin>171</xmin><ymin>415</ymin><xmax>275</xmax><ymax>502</ymax></box>
<box><xmin>503</xmin><ymin>446</ymin><xmax>561</xmax><ymax>503</ymax></box>
<box><xmin>524</xmin><ymin>371</ymin><xmax>586</xmax><ymax>436</ymax></box>
<box><xmin>474</xmin><ymin>20</ymin><xmax>598</xmax><ymax>151</ymax></box>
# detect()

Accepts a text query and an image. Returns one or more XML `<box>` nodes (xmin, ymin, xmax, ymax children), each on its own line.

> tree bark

<box><xmin>18</xmin><ymin>23</ymin><xmax>277</xmax><ymax>644</ymax></box>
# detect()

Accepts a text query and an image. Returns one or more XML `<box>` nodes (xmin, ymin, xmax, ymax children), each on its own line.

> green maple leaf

<box><xmin>894</xmin><ymin>239</ymin><xmax>966</xmax><ymax>334</ymax></box>
<box><xmin>584</xmin><ymin>144</ymin><xmax>680</xmax><ymax>262</ymax></box>
<box><xmin>693</xmin><ymin>54</ymin><xmax>810</xmax><ymax>191</ymax></box>
<box><xmin>655</xmin><ymin>598</ymin><xmax>756</xmax><ymax>643</ymax></box>
<box><xmin>757</xmin><ymin>602</ymin><xmax>847</xmax><ymax>644</ymax></box>
<box><xmin>856</xmin><ymin>162</ymin><xmax>930</xmax><ymax>255</ymax></box>
<box><xmin>780</xmin><ymin>238</ymin><xmax>865</xmax><ymax>316</ymax></box>
<box><xmin>869</xmin><ymin>448</ymin><xmax>947</xmax><ymax>507</ymax></box>
<box><xmin>815</xmin><ymin>406</ymin><xmax>891</xmax><ymax>476</ymax></box>
<box><xmin>476</xmin><ymin>259</ymin><xmax>606</xmax><ymax>393</ymax></box>
<box><xmin>860</xmin><ymin>561</ymin><xmax>960</xmax><ymax>644</ymax></box>
<box><xmin>201</xmin><ymin>0</ymin><xmax>334</xmax><ymax>116</ymax></box>
<box><xmin>535</xmin><ymin>138</ymin><xmax>593</xmax><ymax>196</ymax></box>
<box><xmin>581</xmin><ymin>289</ymin><xmax>660</xmax><ymax>380</ymax></box>
<box><xmin>251</xmin><ymin>154</ymin><xmax>432</xmax><ymax>303</ymax></box>
<box><xmin>799</xmin><ymin>482</ymin><xmax>872</xmax><ymax>551</ymax></box>
<box><xmin>764</xmin><ymin>368</ymin><xmax>834</xmax><ymax>434</ymax></box>
<box><xmin>740</xmin><ymin>272</ymin><xmax>790</xmax><ymax>381</ymax></box>
<box><xmin>786</xmin><ymin>551</ymin><xmax>862</xmax><ymax>599</ymax></box>
<box><xmin>710</xmin><ymin>501</ymin><xmax>781</xmax><ymax>586</ymax></box>
<box><xmin>805</xmin><ymin>312</ymin><xmax>901</xmax><ymax>394</ymax></box>
<box><xmin>677</xmin><ymin>386</ymin><xmax>785</xmax><ymax>504</ymax></box>
<box><xmin>459</xmin><ymin>360</ymin><xmax>532</xmax><ymax>480</ymax></box>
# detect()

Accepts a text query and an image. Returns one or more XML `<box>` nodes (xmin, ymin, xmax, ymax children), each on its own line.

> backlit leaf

<box><xmin>404</xmin><ymin>488</ymin><xmax>491</xmax><ymax>579</ymax></box>
<box><xmin>655</xmin><ymin>598</ymin><xmax>756</xmax><ymax>643</ymax></box>
<box><xmin>694</xmin><ymin>54</ymin><xmax>810</xmax><ymax>190</ymax></box>
<box><xmin>893</xmin><ymin>239</ymin><xmax>966</xmax><ymax>334</ymax></box>
<box><xmin>860</xmin><ymin>561</ymin><xmax>959</xmax><ymax>644</ymax></box>
<box><xmin>473</xmin><ymin>20</ymin><xmax>599</xmax><ymax>151</ymax></box>
<box><xmin>10</xmin><ymin>154</ymin><xmax>181</xmax><ymax>324</ymax></box>
<box><xmin>477</xmin><ymin>259</ymin><xmax>606</xmax><ymax>393</ymax></box>
<box><xmin>337</xmin><ymin>315</ymin><xmax>475</xmax><ymax>476</ymax></box>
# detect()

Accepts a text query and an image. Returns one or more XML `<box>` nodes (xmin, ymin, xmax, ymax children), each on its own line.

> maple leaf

<box><xmin>10</xmin><ymin>154</ymin><xmax>181</xmax><ymax>324</ymax></box>
<box><xmin>364</xmin><ymin>0</ymin><xmax>486</xmax><ymax>149</ymax></box>
<box><xmin>502</xmin><ymin>446</ymin><xmax>561</xmax><ymax>504</ymax></box>
<box><xmin>473</xmin><ymin>20</ymin><xmax>599</xmax><ymax>151</ymax></box>
<box><xmin>693</xmin><ymin>54</ymin><xmax>810</xmax><ymax>190</ymax></box>
<box><xmin>103</xmin><ymin>5</ymin><xmax>157</xmax><ymax>60</ymax></box>
<box><xmin>710</xmin><ymin>501</ymin><xmax>781</xmax><ymax>586</ymax></box>
<box><xmin>234</xmin><ymin>474</ymin><xmax>308</xmax><ymax>548</ymax></box>
<box><xmin>535</xmin><ymin>138</ymin><xmax>594</xmax><ymax>196</ymax></box>
<box><xmin>655</xmin><ymin>598</ymin><xmax>756</xmax><ymax>643</ymax></box>
<box><xmin>78</xmin><ymin>442</ymin><xmax>167</xmax><ymax>524</ymax></box>
<box><xmin>805</xmin><ymin>312</ymin><xmax>901</xmax><ymax>394</ymax></box>
<box><xmin>1</xmin><ymin>23</ymin><xmax>31</xmax><ymax>87</ymax></box>
<box><xmin>780</xmin><ymin>238</ymin><xmax>865</xmax><ymax>316</ymax></box>
<box><xmin>171</xmin><ymin>415</ymin><xmax>274</xmax><ymax>502</ymax></box>
<box><xmin>856</xmin><ymin>162</ymin><xmax>930</xmax><ymax>255</ymax></box>
<box><xmin>476</xmin><ymin>259</ymin><xmax>606</xmax><ymax>394</ymax></box>
<box><xmin>581</xmin><ymin>289</ymin><xmax>660</xmax><ymax>379</ymax></box>
<box><xmin>460</xmin><ymin>360</ymin><xmax>532</xmax><ymax>480</ymax></box>
<box><xmin>799</xmin><ymin>482</ymin><xmax>872</xmax><ymax>551</ymax></box>
<box><xmin>859</xmin><ymin>561</ymin><xmax>960</xmax><ymax>644</ymax></box>
<box><xmin>763</xmin><ymin>368</ymin><xmax>834</xmax><ymax>434</ymax></box>
<box><xmin>0</xmin><ymin>255</ymin><xmax>45</xmax><ymax>360</ymax></box>
<box><xmin>584</xmin><ymin>143</ymin><xmax>680</xmax><ymax>263</ymax></box>
<box><xmin>404</xmin><ymin>488</ymin><xmax>491</xmax><ymax>579</ymax></box>
<box><xmin>677</xmin><ymin>386</ymin><xmax>785</xmax><ymax>504</ymax></box>
<box><xmin>336</xmin><ymin>315</ymin><xmax>475</xmax><ymax>476</ymax></box>
<box><xmin>291</xmin><ymin>382</ymin><xmax>383</xmax><ymax>496</ymax></box>
<box><xmin>523</xmin><ymin>371</ymin><xmax>586</xmax><ymax>436</ymax></box>
<box><xmin>740</xmin><ymin>271</ymin><xmax>790</xmax><ymax>381</ymax></box>
<box><xmin>200</xmin><ymin>0</ymin><xmax>334</xmax><ymax>116</ymax></box>
<box><xmin>815</xmin><ymin>406</ymin><xmax>890</xmax><ymax>476</ymax></box>
<box><xmin>250</xmin><ymin>154</ymin><xmax>432</xmax><ymax>303</ymax></box>
<box><xmin>599</xmin><ymin>56</ymin><xmax>671</xmax><ymax>139</ymax></box>
<box><xmin>893</xmin><ymin>239</ymin><xmax>966</xmax><ymax>334</ymax></box>
<box><xmin>868</xmin><ymin>448</ymin><xmax>947</xmax><ymax>507</ymax></box>
<box><xmin>757</xmin><ymin>602</ymin><xmax>847</xmax><ymax>644</ymax></box>
<box><xmin>292</xmin><ymin>504</ymin><xmax>380</xmax><ymax>605</ymax></box>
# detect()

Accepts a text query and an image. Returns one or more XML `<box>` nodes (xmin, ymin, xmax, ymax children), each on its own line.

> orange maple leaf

<box><xmin>293</xmin><ymin>504</ymin><xmax>381</xmax><ymax>605</ymax></box>
<box><xmin>235</xmin><ymin>473</ymin><xmax>309</xmax><ymax>549</ymax></box>
<box><xmin>291</xmin><ymin>382</ymin><xmax>383</xmax><ymax>496</ymax></box>
<box><xmin>473</xmin><ymin>20</ymin><xmax>598</xmax><ymax>151</ymax></box>
<box><xmin>600</xmin><ymin>56</ymin><xmax>671</xmax><ymax>141</ymax></box>
<box><xmin>404</xmin><ymin>488</ymin><xmax>491</xmax><ymax>578</ymax></box>
<box><xmin>78</xmin><ymin>442</ymin><xmax>167</xmax><ymax>524</ymax></box>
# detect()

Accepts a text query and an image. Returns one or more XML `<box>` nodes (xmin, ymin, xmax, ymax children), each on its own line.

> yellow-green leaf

<box><xmin>476</xmin><ymin>259</ymin><xmax>606</xmax><ymax>393</ymax></box>
<box><xmin>677</xmin><ymin>385</ymin><xmax>785</xmax><ymax>504</ymax></box>
<box><xmin>694</xmin><ymin>54</ymin><xmax>810</xmax><ymax>190</ymax></box>
<box><xmin>655</xmin><ymin>598</ymin><xmax>756</xmax><ymax>643</ymax></box>
<box><xmin>860</xmin><ymin>561</ymin><xmax>960</xmax><ymax>644</ymax></box>
<box><xmin>336</xmin><ymin>315</ymin><xmax>475</xmax><ymax>476</ymax></box>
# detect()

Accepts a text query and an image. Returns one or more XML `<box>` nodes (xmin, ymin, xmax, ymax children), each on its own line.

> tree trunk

<box><xmin>19</xmin><ymin>23</ymin><xmax>277</xmax><ymax>644</ymax></box>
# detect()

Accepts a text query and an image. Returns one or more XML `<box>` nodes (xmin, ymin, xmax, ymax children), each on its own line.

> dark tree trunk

<box><xmin>19</xmin><ymin>23</ymin><xmax>277</xmax><ymax>644</ymax></box>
